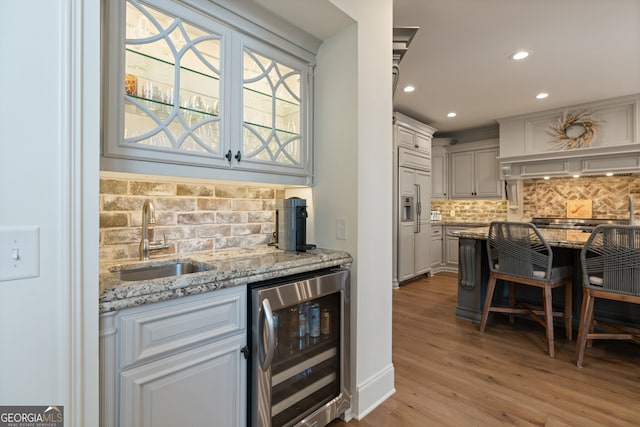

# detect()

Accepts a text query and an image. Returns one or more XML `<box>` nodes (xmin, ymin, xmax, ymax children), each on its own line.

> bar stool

<box><xmin>480</xmin><ymin>221</ymin><xmax>573</xmax><ymax>357</ymax></box>
<box><xmin>575</xmin><ymin>224</ymin><xmax>640</xmax><ymax>367</ymax></box>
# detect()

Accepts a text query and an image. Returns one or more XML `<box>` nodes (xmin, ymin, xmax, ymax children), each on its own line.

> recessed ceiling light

<box><xmin>403</xmin><ymin>85</ymin><xmax>415</xmax><ymax>93</ymax></box>
<box><xmin>606</xmin><ymin>172</ymin><xmax>614</xmax><ymax>177</ymax></box>
<box><xmin>573</xmin><ymin>174</ymin><xmax>580</xmax><ymax>178</ymax></box>
<box><xmin>510</xmin><ymin>50</ymin><xmax>530</xmax><ymax>61</ymax></box>
<box><xmin>536</xmin><ymin>92</ymin><xmax>549</xmax><ymax>99</ymax></box>
<box><xmin>543</xmin><ymin>176</ymin><xmax>550</xmax><ymax>180</ymax></box>
<box><xmin>447</xmin><ymin>112</ymin><xmax>457</xmax><ymax>118</ymax></box>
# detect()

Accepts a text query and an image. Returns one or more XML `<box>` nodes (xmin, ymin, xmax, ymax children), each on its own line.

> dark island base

<box><xmin>456</xmin><ymin>237</ymin><xmax>640</xmax><ymax>329</ymax></box>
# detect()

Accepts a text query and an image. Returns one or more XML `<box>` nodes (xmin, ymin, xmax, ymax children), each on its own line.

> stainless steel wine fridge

<box><xmin>248</xmin><ymin>268</ymin><xmax>351</xmax><ymax>427</ymax></box>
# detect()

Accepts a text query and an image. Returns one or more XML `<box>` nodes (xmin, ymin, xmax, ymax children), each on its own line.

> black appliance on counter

<box><xmin>276</xmin><ymin>197</ymin><xmax>315</xmax><ymax>252</ymax></box>
<box><xmin>247</xmin><ymin>268</ymin><xmax>351</xmax><ymax>427</ymax></box>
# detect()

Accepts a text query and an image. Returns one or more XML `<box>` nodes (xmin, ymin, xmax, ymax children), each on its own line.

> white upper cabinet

<box><xmin>102</xmin><ymin>0</ymin><xmax>314</xmax><ymax>185</ymax></box>
<box><xmin>449</xmin><ymin>140</ymin><xmax>502</xmax><ymax>199</ymax></box>
<box><xmin>395</xmin><ymin>112</ymin><xmax>435</xmax><ymax>158</ymax></box>
<box><xmin>431</xmin><ymin>139</ymin><xmax>449</xmax><ymax>199</ymax></box>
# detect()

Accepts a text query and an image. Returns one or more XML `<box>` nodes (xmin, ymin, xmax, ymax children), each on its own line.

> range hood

<box><xmin>498</xmin><ymin>93</ymin><xmax>640</xmax><ymax>179</ymax></box>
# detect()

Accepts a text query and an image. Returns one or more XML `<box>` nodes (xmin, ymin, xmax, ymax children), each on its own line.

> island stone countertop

<box><xmin>99</xmin><ymin>246</ymin><xmax>352</xmax><ymax>313</ymax></box>
<box><xmin>431</xmin><ymin>220</ymin><xmax>490</xmax><ymax>227</ymax></box>
<box><xmin>452</xmin><ymin>226</ymin><xmax>592</xmax><ymax>249</ymax></box>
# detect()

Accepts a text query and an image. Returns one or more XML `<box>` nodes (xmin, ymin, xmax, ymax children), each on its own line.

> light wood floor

<box><xmin>330</xmin><ymin>273</ymin><xmax>640</xmax><ymax>427</ymax></box>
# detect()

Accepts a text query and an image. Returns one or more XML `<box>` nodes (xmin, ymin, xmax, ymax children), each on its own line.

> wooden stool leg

<box><xmin>575</xmin><ymin>290</ymin><xmax>595</xmax><ymax>367</ymax></box>
<box><xmin>543</xmin><ymin>284</ymin><xmax>555</xmax><ymax>357</ymax></box>
<box><xmin>564</xmin><ymin>279</ymin><xmax>573</xmax><ymax>342</ymax></box>
<box><xmin>587</xmin><ymin>303</ymin><xmax>595</xmax><ymax>348</ymax></box>
<box><xmin>480</xmin><ymin>274</ymin><xmax>498</xmax><ymax>333</ymax></box>
<box><xmin>509</xmin><ymin>281</ymin><xmax>515</xmax><ymax>325</ymax></box>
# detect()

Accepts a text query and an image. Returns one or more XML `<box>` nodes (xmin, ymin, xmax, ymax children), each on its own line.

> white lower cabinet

<box><xmin>445</xmin><ymin>226</ymin><xmax>467</xmax><ymax>270</ymax></box>
<box><xmin>120</xmin><ymin>334</ymin><xmax>245</xmax><ymax>427</ymax></box>
<box><xmin>100</xmin><ymin>285</ymin><xmax>247</xmax><ymax>427</ymax></box>
<box><xmin>445</xmin><ymin>232</ymin><xmax>459</xmax><ymax>268</ymax></box>
<box><xmin>430</xmin><ymin>225</ymin><xmax>443</xmax><ymax>271</ymax></box>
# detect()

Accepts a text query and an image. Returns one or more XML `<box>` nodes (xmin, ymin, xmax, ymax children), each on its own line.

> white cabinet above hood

<box><xmin>498</xmin><ymin>93</ymin><xmax>640</xmax><ymax>179</ymax></box>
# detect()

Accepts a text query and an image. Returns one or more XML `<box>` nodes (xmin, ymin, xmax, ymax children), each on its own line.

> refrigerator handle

<box><xmin>259</xmin><ymin>299</ymin><xmax>276</xmax><ymax>371</ymax></box>
<box><xmin>415</xmin><ymin>183</ymin><xmax>421</xmax><ymax>233</ymax></box>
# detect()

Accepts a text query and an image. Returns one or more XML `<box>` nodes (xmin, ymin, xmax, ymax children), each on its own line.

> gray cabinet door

<box><xmin>474</xmin><ymin>148</ymin><xmax>501</xmax><ymax>198</ymax></box>
<box><xmin>450</xmin><ymin>151</ymin><xmax>474</xmax><ymax>198</ymax></box>
<box><xmin>450</xmin><ymin>148</ymin><xmax>501</xmax><ymax>199</ymax></box>
<box><xmin>430</xmin><ymin>226</ymin><xmax>443</xmax><ymax>269</ymax></box>
<box><xmin>431</xmin><ymin>152</ymin><xmax>447</xmax><ymax>199</ymax></box>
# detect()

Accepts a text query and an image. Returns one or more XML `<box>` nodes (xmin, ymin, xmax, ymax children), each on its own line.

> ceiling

<box><xmin>393</xmin><ymin>0</ymin><xmax>640</xmax><ymax>135</ymax></box>
<box><xmin>246</xmin><ymin>0</ymin><xmax>640</xmax><ymax>136</ymax></box>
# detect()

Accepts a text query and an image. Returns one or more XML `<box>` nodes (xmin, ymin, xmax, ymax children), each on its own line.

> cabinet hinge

<box><xmin>240</xmin><ymin>346</ymin><xmax>249</xmax><ymax>360</ymax></box>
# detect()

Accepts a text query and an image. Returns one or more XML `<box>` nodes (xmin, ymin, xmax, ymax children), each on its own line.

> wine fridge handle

<box><xmin>259</xmin><ymin>299</ymin><xmax>276</xmax><ymax>371</ymax></box>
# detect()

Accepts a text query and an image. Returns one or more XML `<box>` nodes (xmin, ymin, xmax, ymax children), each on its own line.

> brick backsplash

<box><xmin>100</xmin><ymin>176</ymin><xmax>285</xmax><ymax>262</ymax></box>
<box><xmin>522</xmin><ymin>174</ymin><xmax>640</xmax><ymax>220</ymax></box>
<box><xmin>430</xmin><ymin>200</ymin><xmax>507</xmax><ymax>222</ymax></box>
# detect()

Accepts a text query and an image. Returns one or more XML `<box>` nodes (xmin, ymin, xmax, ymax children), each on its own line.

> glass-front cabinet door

<box><xmin>102</xmin><ymin>0</ymin><xmax>314</xmax><ymax>184</ymax></box>
<box><xmin>240</xmin><ymin>40</ymin><xmax>310</xmax><ymax>177</ymax></box>
<box><xmin>124</xmin><ymin>2</ymin><xmax>222</xmax><ymax>157</ymax></box>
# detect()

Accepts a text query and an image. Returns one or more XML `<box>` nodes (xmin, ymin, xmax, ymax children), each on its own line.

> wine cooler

<box><xmin>248</xmin><ymin>268</ymin><xmax>351</xmax><ymax>426</ymax></box>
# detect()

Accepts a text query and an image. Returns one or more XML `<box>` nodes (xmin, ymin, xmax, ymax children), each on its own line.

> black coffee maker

<box><xmin>275</xmin><ymin>197</ymin><xmax>311</xmax><ymax>252</ymax></box>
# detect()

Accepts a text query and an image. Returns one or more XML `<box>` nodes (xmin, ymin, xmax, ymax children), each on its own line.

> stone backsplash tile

<box><xmin>522</xmin><ymin>174</ymin><xmax>640</xmax><ymax>221</ymax></box>
<box><xmin>100</xmin><ymin>175</ymin><xmax>283</xmax><ymax>262</ymax></box>
<box><xmin>431</xmin><ymin>199</ymin><xmax>507</xmax><ymax>222</ymax></box>
<box><xmin>177</xmin><ymin>183</ymin><xmax>214</xmax><ymax>197</ymax></box>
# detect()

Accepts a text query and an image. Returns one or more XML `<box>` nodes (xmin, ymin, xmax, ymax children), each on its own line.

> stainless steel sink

<box><xmin>117</xmin><ymin>261</ymin><xmax>209</xmax><ymax>281</ymax></box>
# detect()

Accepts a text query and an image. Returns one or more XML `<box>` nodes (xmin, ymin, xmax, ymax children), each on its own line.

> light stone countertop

<box><xmin>99</xmin><ymin>246</ymin><xmax>352</xmax><ymax>313</ymax></box>
<box><xmin>452</xmin><ymin>226</ymin><xmax>592</xmax><ymax>250</ymax></box>
<box><xmin>431</xmin><ymin>221</ymin><xmax>490</xmax><ymax>227</ymax></box>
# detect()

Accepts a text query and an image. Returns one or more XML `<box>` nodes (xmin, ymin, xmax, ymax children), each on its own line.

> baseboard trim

<box><xmin>352</xmin><ymin>363</ymin><xmax>395</xmax><ymax>420</ymax></box>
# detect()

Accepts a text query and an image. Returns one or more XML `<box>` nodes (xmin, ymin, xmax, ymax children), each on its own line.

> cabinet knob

<box><xmin>225</xmin><ymin>150</ymin><xmax>232</xmax><ymax>162</ymax></box>
<box><xmin>234</xmin><ymin>151</ymin><xmax>242</xmax><ymax>162</ymax></box>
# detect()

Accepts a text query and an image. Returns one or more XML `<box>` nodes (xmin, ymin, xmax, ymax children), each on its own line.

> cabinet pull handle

<box><xmin>234</xmin><ymin>151</ymin><xmax>242</xmax><ymax>162</ymax></box>
<box><xmin>225</xmin><ymin>150</ymin><xmax>232</xmax><ymax>162</ymax></box>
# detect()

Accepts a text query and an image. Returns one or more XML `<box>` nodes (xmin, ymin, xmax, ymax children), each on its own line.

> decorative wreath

<box><xmin>547</xmin><ymin>110</ymin><xmax>601</xmax><ymax>150</ymax></box>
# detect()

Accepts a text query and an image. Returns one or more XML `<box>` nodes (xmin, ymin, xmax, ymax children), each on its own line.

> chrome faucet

<box><xmin>139</xmin><ymin>200</ymin><xmax>168</xmax><ymax>260</ymax></box>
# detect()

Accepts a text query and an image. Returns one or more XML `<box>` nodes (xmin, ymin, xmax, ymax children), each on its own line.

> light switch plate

<box><xmin>0</xmin><ymin>226</ymin><xmax>40</xmax><ymax>282</ymax></box>
<box><xmin>336</xmin><ymin>217</ymin><xmax>347</xmax><ymax>240</ymax></box>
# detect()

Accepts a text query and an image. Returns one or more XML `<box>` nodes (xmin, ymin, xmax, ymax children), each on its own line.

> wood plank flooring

<box><xmin>330</xmin><ymin>273</ymin><xmax>640</xmax><ymax>426</ymax></box>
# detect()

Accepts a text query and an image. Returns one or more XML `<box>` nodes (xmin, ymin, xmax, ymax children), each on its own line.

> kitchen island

<box><xmin>451</xmin><ymin>227</ymin><xmax>640</xmax><ymax>328</ymax></box>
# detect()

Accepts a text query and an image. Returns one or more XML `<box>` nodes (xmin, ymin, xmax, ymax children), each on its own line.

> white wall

<box><xmin>0</xmin><ymin>1</ymin><xmax>100</xmax><ymax>425</ymax></box>
<box><xmin>316</xmin><ymin>0</ymin><xmax>395</xmax><ymax>419</ymax></box>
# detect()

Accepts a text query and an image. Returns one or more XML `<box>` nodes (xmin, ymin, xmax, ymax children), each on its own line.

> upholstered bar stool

<box><xmin>480</xmin><ymin>221</ymin><xmax>573</xmax><ymax>357</ymax></box>
<box><xmin>575</xmin><ymin>224</ymin><xmax>640</xmax><ymax>367</ymax></box>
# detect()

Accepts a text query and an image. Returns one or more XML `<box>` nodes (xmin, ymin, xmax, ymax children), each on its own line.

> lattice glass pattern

<box><xmin>243</xmin><ymin>48</ymin><xmax>301</xmax><ymax>165</ymax></box>
<box><xmin>123</xmin><ymin>1</ymin><xmax>221</xmax><ymax>155</ymax></box>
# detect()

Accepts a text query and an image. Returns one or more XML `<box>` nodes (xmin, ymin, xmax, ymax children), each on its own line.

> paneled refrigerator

<box><xmin>397</xmin><ymin>166</ymin><xmax>431</xmax><ymax>282</ymax></box>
